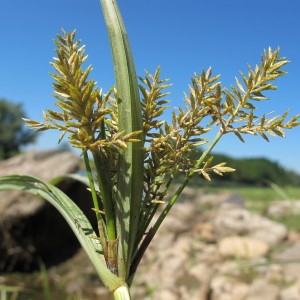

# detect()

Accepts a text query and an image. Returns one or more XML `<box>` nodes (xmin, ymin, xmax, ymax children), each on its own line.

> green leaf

<box><xmin>0</xmin><ymin>175</ymin><xmax>124</xmax><ymax>291</ymax></box>
<box><xmin>99</xmin><ymin>0</ymin><xmax>144</xmax><ymax>280</ymax></box>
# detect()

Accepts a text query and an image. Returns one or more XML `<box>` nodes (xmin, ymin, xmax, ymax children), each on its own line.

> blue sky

<box><xmin>1</xmin><ymin>0</ymin><xmax>300</xmax><ymax>173</ymax></box>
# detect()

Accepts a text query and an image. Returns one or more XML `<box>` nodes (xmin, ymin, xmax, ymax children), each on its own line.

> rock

<box><xmin>218</xmin><ymin>236</ymin><xmax>269</xmax><ymax>259</ymax></box>
<box><xmin>267</xmin><ymin>200</ymin><xmax>300</xmax><ymax>218</ymax></box>
<box><xmin>245</xmin><ymin>278</ymin><xmax>279</xmax><ymax>300</ymax></box>
<box><xmin>213</xmin><ymin>207</ymin><xmax>288</xmax><ymax>247</ymax></box>
<box><xmin>0</xmin><ymin>150</ymin><xmax>94</xmax><ymax>272</ymax></box>
<box><xmin>265</xmin><ymin>264</ymin><xmax>285</xmax><ymax>284</ymax></box>
<box><xmin>176</xmin><ymin>272</ymin><xmax>204</xmax><ymax>300</ymax></box>
<box><xmin>188</xmin><ymin>263</ymin><xmax>213</xmax><ymax>300</ymax></box>
<box><xmin>272</xmin><ymin>242</ymin><xmax>300</xmax><ymax>281</ymax></box>
<box><xmin>169</xmin><ymin>185</ymin><xmax>204</xmax><ymax>202</ymax></box>
<box><xmin>0</xmin><ymin>150</ymin><xmax>79</xmax><ymax>219</ymax></box>
<box><xmin>0</xmin><ymin>150</ymin><xmax>78</xmax><ymax>179</ymax></box>
<box><xmin>199</xmin><ymin>191</ymin><xmax>245</xmax><ymax>208</ymax></box>
<box><xmin>154</xmin><ymin>289</ymin><xmax>178</xmax><ymax>300</ymax></box>
<box><xmin>280</xmin><ymin>280</ymin><xmax>300</xmax><ymax>300</ymax></box>
<box><xmin>210</xmin><ymin>275</ymin><xmax>250</xmax><ymax>300</ymax></box>
<box><xmin>193</xmin><ymin>222</ymin><xmax>217</xmax><ymax>242</ymax></box>
<box><xmin>288</xmin><ymin>231</ymin><xmax>300</xmax><ymax>242</ymax></box>
<box><xmin>158</xmin><ymin>214</ymin><xmax>191</xmax><ymax>235</ymax></box>
<box><xmin>170</xmin><ymin>200</ymin><xmax>201</xmax><ymax>221</ymax></box>
<box><xmin>217</xmin><ymin>257</ymin><xmax>268</xmax><ymax>279</ymax></box>
<box><xmin>219</xmin><ymin>192</ymin><xmax>245</xmax><ymax>208</ymax></box>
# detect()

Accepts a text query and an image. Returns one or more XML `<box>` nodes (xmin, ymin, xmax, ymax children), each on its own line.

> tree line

<box><xmin>0</xmin><ymin>99</ymin><xmax>36</xmax><ymax>160</ymax></box>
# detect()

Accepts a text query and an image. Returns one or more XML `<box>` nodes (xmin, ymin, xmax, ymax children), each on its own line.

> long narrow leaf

<box><xmin>0</xmin><ymin>175</ymin><xmax>124</xmax><ymax>291</ymax></box>
<box><xmin>99</xmin><ymin>0</ymin><xmax>144</xmax><ymax>280</ymax></box>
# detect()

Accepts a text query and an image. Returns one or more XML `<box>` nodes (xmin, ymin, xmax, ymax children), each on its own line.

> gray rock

<box><xmin>280</xmin><ymin>281</ymin><xmax>300</xmax><ymax>300</ymax></box>
<box><xmin>0</xmin><ymin>150</ymin><xmax>80</xmax><ymax>219</ymax></box>
<box><xmin>219</xmin><ymin>192</ymin><xmax>245</xmax><ymax>208</ymax></box>
<box><xmin>0</xmin><ymin>150</ymin><xmax>93</xmax><ymax>272</ymax></box>
<box><xmin>272</xmin><ymin>242</ymin><xmax>300</xmax><ymax>281</ymax></box>
<box><xmin>267</xmin><ymin>200</ymin><xmax>300</xmax><ymax>218</ymax></box>
<box><xmin>199</xmin><ymin>191</ymin><xmax>245</xmax><ymax>208</ymax></box>
<box><xmin>210</xmin><ymin>275</ymin><xmax>250</xmax><ymax>300</ymax></box>
<box><xmin>246</xmin><ymin>278</ymin><xmax>279</xmax><ymax>300</ymax></box>
<box><xmin>213</xmin><ymin>207</ymin><xmax>287</xmax><ymax>247</ymax></box>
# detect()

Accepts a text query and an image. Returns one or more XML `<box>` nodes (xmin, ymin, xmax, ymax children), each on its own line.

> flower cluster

<box><xmin>24</xmin><ymin>30</ymin><xmax>139</xmax><ymax>155</ymax></box>
<box><xmin>138</xmin><ymin>48</ymin><xmax>299</xmax><ymax>214</ymax></box>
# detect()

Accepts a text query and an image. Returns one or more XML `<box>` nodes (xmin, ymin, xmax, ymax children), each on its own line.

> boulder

<box><xmin>213</xmin><ymin>207</ymin><xmax>288</xmax><ymax>247</ymax></box>
<box><xmin>210</xmin><ymin>275</ymin><xmax>250</xmax><ymax>300</ymax></box>
<box><xmin>246</xmin><ymin>278</ymin><xmax>280</xmax><ymax>300</ymax></box>
<box><xmin>267</xmin><ymin>200</ymin><xmax>300</xmax><ymax>218</ymax></box>
<box><xmin>199</xmin><ymin>191</ymin><xmax>245</xmax><ymax>208</ymax></box>
<box><xmin>280</xmin><ymin>281</ymin><xmax>300</xmax><ymax>300</ymax></box>
<box><xmin>272</xmin><ymin>242</ymin><xmax>300</xmax><ymax>281</ymax></box>
<box><xmin>0</xmin><ymin>150</ymin><xmax>95</xmax><ymax>272</ymax></box>
<box><xmin>218</xmin><ymin>236</ymin><xmax>269</xmax><ymax>259</ymax></box>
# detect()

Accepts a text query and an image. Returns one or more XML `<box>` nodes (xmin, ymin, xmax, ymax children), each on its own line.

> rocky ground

<box><xmin>2</xmin><ymin>186</ymin><xmax>300</xmax><ymax>300</ymax></box>
<box><xmin>1</xmin><ymin>151</ymin><xmax>300</xmax><ymax>299</ymax></box>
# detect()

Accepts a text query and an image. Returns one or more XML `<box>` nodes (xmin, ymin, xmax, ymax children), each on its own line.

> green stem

<box><xmin>83</xmin><ymin>152</ymin><xmax>101</xmax><ymax>222</ymax></box>
<box><xmin>92</xmin><ymin>150</ymin><xmax>116</xmax><ymax>241</ymax></box>
<box><xmin>113</xmin><ymin>285</ymin><xmax>131</xmax><ymax>300</ymax></box>
<box><xmin>135</xmin><ymin>175</ymin><xmax>174</xmax><ymax>248</ymax></box>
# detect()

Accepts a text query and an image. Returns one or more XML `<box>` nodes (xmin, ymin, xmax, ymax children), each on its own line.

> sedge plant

<box><xmin>1</xmin><ymin>0</ymin><xmax>300</xmax><ymax>298</ymax></box>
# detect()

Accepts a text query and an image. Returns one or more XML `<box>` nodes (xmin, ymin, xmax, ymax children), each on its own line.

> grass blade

<box><xmin>99</xmin><ymin>0</ymin><xmax>144</xmax><ymax>280</ymax></box>
<box><xmin>0</xmin><ymin>175</ymin><xmax>124</xmax><ymax>291</ymax></box>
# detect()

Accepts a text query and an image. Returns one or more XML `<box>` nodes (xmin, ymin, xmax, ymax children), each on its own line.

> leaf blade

<box><xmin>0</xmin><ymin>175</ymin><xmax>124</xmax><ymax>291</ymax></box>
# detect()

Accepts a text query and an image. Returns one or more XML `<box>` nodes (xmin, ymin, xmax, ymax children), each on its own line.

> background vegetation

<box><xmin>0</xmin><ymin>99</ymin><xmax>36</xmax><ymax>160</ymax></box>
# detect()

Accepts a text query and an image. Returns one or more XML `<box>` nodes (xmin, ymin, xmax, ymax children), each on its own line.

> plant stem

<box><xmin>92</xmin><ymin>150</ymin><xmax>116</xmax><ymax>241</ymax></box>
<box><xmin>113</xmin><ymin>285</ymin><xmax>131</xmax><ymax>300</ymax></box>
<box><xmin>135</xmin><ymin>175</ymin><xmax>174</xmax><ymax>249</ymax></box>
<box><xmin>83</xmin><ymin>152</ymin><xmax>101</xmax><ymax>222</ymax></box>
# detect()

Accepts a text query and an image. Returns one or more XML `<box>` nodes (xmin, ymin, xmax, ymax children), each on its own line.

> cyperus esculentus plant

<box><xmin>0</xmin><ymin>0</ymin><xmax>299</xmax><ymax>299</ymax></box>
